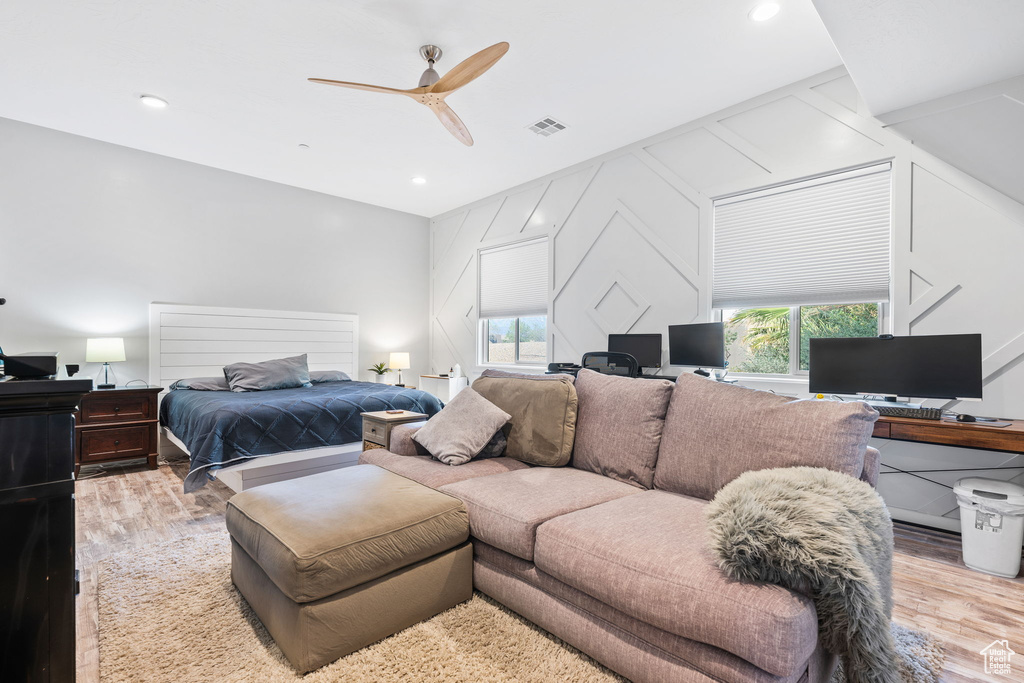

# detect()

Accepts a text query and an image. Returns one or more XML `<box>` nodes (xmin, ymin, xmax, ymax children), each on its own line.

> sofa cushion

<box><xmin>358</xmin><ymin>450</ymin><xmax>530</xmax><ymax>489</ymax></box>
<box><xmin>225</xmin><ymin>465</ymin><xmax>468</xmax><ymax>603</ymax></box>
<box><xmin>654</xmin><ymin>373</ymin><xmax>877</xmax><ymax>500</ymax></box>
<box><xmin>533</xmin><ymin>490</ymin><xmax>818</xmax><ymax>677</ymax></box>
<box><xmin>412</xmin><ymin>386</ymin><xmax>511</xmax><ymax>465</ymax></box>
<box><xmin>472</xmin><ymin>371</ymin><xmax>578</xmax><ymax>467</ymax></box>
<box><xmin>571</xmin><ymin>370</ymin><xmax>674</xmax><ymax>489</ymax></box>
<box><xmin>439</xmin><ymin>467</ymin><xmax>639</xmax><ymax>561</ymax></box>
<box><xmin>473</xmin><ymin>541</ymin><xmax>806</xmax><ymax>683</ymax></box>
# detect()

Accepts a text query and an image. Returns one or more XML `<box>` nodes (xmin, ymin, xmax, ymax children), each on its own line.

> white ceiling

<box><xmin>812</xmin><ymin>0</ymin><xmax>1024</xmax><ymax>117</ymax></box>
<box><xmin>0</xmin><ymin>1</ymin><xmax>842</xmax><ymax>217</ymax></box>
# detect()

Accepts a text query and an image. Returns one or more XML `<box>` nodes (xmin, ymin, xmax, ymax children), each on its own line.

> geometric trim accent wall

<box><xmin>430</xmin><ymin>67</ymin><xmax>1024</xmax><ymax>531</ymax></box>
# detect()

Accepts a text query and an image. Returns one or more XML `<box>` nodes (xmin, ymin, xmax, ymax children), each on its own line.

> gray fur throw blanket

<box><xmin>706</xmin><ymin>466</ymin><xmax>900</xmax><ymax>683</ymax></box>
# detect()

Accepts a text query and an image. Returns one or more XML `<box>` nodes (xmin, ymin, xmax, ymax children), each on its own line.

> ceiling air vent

<box><xmin>527</xmin><ymin>117</ymin><xmax>568</xmax><ymax>136</ymax></box>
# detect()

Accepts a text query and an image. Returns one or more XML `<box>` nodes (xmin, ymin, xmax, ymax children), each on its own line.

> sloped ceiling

<box><xmin>0</xmin><ymin>0</ymin><xmax>842</xmax><ymax>217</ymax></box>
<box><xmin>813</xmin><ymin>0</ymin><xmax>1024</xmax><ymax>206</ymax></box>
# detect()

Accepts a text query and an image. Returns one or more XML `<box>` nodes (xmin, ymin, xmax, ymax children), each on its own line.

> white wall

<box><xmin>0</xmin><ymin>116</ymin><xmax>430</xmax><ymax>385</ymax></box>
<box><xmin>429</xmin><ymin>67</ymin><xmax>1024</xmax><ymax>531</ymax></box>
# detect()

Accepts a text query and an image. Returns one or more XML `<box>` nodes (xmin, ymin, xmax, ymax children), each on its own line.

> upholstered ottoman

<box><xmin>226</xmin><ymin>464</ymin><xmax>472</xmax><ymax>673</ymax></box>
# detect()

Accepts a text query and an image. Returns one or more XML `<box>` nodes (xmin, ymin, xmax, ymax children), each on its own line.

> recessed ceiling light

<box><xmin>411</xmin><ymin>177</ymin><xmax>427</xmax><ymax>185</ymax></box>
<box><xmin>139</xmin><ymin>95</ymin><xmax>168</xmax><ymax>109</ymax></box>
<box><xmin>749</xmin><ymin>2</ymin><xmax>780</xmax><ymax>21</ymax></box>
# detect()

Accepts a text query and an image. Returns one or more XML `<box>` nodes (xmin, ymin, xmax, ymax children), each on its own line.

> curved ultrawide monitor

<box><xmin>809</xmin><ymin>334</ymin><xmax>982</xmax><ymax>400</ymax></box>
<box><xmin>668</xmin><ymin>322</ymin><xmax>726</xmax><ymax>369</ymax></box>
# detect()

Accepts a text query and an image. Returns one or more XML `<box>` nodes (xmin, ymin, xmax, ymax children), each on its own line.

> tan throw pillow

<box><xmin>472</xmin><ymin>371</ymin><xmax>578</xmax><ymax>467</ymax></box>
<box><xmin>653</xmin><ymin>373</ymin><xmax>878</xmax><ymax>500</ymax></box>
<box><xmin>412</xmin><ymin>387</ymin><xmax>511</xmax><ymax>466</ymax></box>
<box><xmin>571</xmin><ymin>370</ymin><xmax>674</xmax><ymax>489</ymax></box>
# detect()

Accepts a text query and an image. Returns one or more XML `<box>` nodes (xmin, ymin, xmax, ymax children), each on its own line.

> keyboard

<box><xmin>874</xmin><ymin>405</ymin><xmax>942</xmax><ymax>420</ymax></box>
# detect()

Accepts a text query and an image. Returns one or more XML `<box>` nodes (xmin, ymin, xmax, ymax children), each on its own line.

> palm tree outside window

<box><xmin>722</xmin><ymin>303</ymin><xmax>881</xmax><ymax>376</ymax></box>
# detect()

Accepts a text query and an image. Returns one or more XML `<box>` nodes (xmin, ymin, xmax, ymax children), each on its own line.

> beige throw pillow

<box><xmin>472</xmin><ymin>371</ymin><xmax>578</xmax><ymax>467</ymax></box>
<box><xmin>412</xmin><ymin>387</ymin><xmax>511</xmax><ymax>466</ymax></box>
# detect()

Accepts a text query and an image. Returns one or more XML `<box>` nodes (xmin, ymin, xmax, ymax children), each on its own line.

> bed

<box><xmin>161</xmin><ymin>381</ymin><xmax>442</xmax><ymax>492</ymax></box>
<box><xmin>149</xmin><ymin>303</ymin><xmax>441</xmax><ymax>492</ymax></box>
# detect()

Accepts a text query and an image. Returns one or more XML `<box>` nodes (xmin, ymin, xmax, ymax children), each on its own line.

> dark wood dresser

<box><xmin>74</xmin><ymin>385</ymin><xmax>162</xmax><ymax>476</ymax></box>
<box><xmin>0</xmin><ymin>377</ymin><xmax>92</xmax><ymax>681</ymax></box>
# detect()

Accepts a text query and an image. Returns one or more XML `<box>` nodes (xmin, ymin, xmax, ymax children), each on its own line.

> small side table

<box><xmin>74</xmin><ymin>386</ymin><xmax>162</xmax><ymax>477</ymax></box>
<box><xmin>361</xmin><ymin>410</ymin><xmax>428</xmax><ymax>452</ymax></box>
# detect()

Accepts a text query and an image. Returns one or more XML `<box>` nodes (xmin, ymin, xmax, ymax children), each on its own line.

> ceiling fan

<box><xmin>309</xmin><ymin>42</ymin><xmax>509</xmax><ymax>147</ymax></box>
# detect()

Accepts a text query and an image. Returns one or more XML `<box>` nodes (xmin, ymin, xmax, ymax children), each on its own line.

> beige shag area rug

<box><xmin>97</xmin><ymin>533</ymin><xmax>623</xmax><ymax>682</ymax></box>
<box><xmin>98</xmin><ymin>532</ymin><xmax>945</xmax><ymax>682</ymax></box>
<box><xmin>831</xmin><ymin>623</ymin><xmax>945</xmax><ymax>683</ymax></box>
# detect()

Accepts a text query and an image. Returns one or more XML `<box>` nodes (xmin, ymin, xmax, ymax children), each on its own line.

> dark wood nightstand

<box><xmin>74</xmin><ymin>386</ymin><xmax>162</xmax><ymax>477</ymax></box>
<box><xmin>361</xmin><ymin>410</ymin><xmax>428</xmax><ymax>451</ymax></box>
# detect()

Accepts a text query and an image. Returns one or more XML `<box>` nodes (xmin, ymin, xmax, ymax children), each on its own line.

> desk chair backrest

<box><xmin>581</xmin><ymin>352</ymin><xmax>640</xmax><ymax>378</ymax></box>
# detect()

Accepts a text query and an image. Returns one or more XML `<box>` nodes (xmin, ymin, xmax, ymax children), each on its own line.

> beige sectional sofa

<box><xmin>359</xmin><ymin>369</ymin><xmax>881</xmax><ymax>683</ymax></box>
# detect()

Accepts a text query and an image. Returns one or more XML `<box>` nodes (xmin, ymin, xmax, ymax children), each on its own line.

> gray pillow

<box><xmin>170</xmin><ymin>376</ymin><xmax>230</xmax><ymax>391</ymax></box>
<box><xmin>310</xmin><ymin>370</ymin><xmax>351</xmax><ymax>383</ymax></box>
<box><xmin>223</xmin><ymin>354</ymin><xmax>311</xmax><ymax>392</ymax></box>
<box><xmin>412</xmin><ymin>387</ymin><xmax>511</xmax><ymax>466</ymax></box>
<box><xmin>477</xmin><ymin>430</ymin><xmax>508</xmax><ymax>460</ymax></box>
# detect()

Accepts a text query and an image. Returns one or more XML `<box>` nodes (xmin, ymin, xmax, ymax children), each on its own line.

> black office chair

<box><xmin>581</xmin><ymin>352</ymin><xmax>640</xmax><ymax>378</ymax></box>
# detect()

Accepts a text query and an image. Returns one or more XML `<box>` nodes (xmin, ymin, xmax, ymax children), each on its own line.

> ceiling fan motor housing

<box><xmin>418</xmin><ymin>45</ymin><xmax>442</xmax><ymax>87</ymax></box>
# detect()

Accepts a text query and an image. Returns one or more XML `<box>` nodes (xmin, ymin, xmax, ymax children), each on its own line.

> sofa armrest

<box><xmin>860</xmin><ymin>446</ymin><xmax>881</xmax><ymax>488</ymax></box>
<box><xmin>388</xmin><ymin>421</ymin><xmax>430</xmax><ymax>456</ymax></box>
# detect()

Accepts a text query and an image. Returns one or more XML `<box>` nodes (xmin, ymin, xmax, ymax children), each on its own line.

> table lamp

<box><xmin>86</xmin><ymin>337</ymin><xmax>126</xmax><ymax>389</ymax></box>
<box><xmin>389</xmin><ymin>352</ymin><xmax>411</xmax><ymax>387</ymax></box>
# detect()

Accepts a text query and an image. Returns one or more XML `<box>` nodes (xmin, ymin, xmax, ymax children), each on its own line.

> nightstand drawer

<box><xmin>80</xmin><ymin>394</ymin><xmax>151</xmax><ymax>424</ymax></box>
<box><xmin>363</xmin><ymin>421</ymin><xmax>388</xmax><ymax>445</ymax></box>
<box><xmin>79</xmin><ymin>425</ymin><xmax>152</xmax><ymax>462</ymax></box>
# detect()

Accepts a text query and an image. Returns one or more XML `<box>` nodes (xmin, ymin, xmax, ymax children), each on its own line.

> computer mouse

<box><xmin>956</xmin><ymin>414</ymin><xmax>977</xmax><ymax>423</ymax></box>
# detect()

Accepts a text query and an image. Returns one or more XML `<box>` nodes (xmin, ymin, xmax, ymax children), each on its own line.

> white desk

<box><xmin>419</xmin><ymin>375</ymin><xmax>469</xmax><ymax>403</ymax></box>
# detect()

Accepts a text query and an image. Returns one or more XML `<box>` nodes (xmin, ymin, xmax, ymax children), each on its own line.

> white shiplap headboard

<box><xmin>149</xmin><ymin>303</ymin><xmax>358</xmax><ymax>390</ymax></box>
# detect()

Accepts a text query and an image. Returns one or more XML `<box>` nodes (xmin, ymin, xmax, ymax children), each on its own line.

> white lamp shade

<box><xmin>388</xmin><ymin>352</ymin><xmax>411</xmax><ymax>370</ymax></box>
<box><xmin>86</xmin><ymin>337</ymin><xmax>126</xmax><ymax>363</ymax></box>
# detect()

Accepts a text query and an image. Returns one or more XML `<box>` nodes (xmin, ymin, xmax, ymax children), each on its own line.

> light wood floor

<box><xmin>75</xmin><ymin>455</ymin><xmax>1024</xmax><ymax>683</ymax></box>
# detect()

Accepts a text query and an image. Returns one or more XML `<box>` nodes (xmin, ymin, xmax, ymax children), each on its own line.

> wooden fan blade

<box><xmin>308</xmin><ymin>78</ymin><xmax>426</xmax><ymax>98</ymax></box>
<box><xmin>429</xmin><ymin>42</ymin><xmax>509</xmax><ymax>95</ymax></box>
<box><xmin>428</xmin><ymin>101</ymin><xmax>474</xmax><ymax>146</ymax></box>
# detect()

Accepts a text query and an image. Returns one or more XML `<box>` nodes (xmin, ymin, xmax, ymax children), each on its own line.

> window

<box><xmin>713</xmin><ymin>164</ymin><xmax>891</xmax><ymax>377</ymax></box>
<box><xmin>479</xmin><ymin>238</ymin><xmax>549</xmax><ymax>366</ymax></box>
<box><xmin>484</xmin><ymin>316</ymin><xmax>548</xmax><ymax>364</ymax></box>
<box><xmin>723</xmin><ymin>303</ymin><xmax>881</xmax><ymax>375</ymax></box>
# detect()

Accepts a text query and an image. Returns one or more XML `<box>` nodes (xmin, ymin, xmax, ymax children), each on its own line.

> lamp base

<box><xmin>95</xmin><ymin>362</ymin><xmax>118</xmax><ymax>389</ymax></box>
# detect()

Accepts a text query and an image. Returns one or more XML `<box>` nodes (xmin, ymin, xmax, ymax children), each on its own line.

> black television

<box><xmin>608</xmin><ymin>333</ymin><xmax>662</xmax><ymax>368</ymax></box>
<box><xmin>808</xmin><ymin>334</ymin><xmax>982</xmax><ymax>400</ymax></box>
<box><xmin>668</xmin><ymin>322</ymin><xmax>726</xmax><ymax>369</ymax></box>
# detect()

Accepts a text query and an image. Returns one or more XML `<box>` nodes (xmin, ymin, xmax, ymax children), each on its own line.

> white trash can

<box><xmin>953</xmin><ymin>477</ymin><xmax>1024</xmax><ymax>578</ymax></box>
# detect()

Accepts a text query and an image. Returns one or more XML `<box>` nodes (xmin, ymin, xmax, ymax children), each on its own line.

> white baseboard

<box><xmin>215</xmin><ymin>443</ymin><xmax>363</xmax><ymax>493</ymax></box>
<box><xmin>160</xmin><ymin>427</ymin><xmax>363</xmax><ymax>494</ymax></box>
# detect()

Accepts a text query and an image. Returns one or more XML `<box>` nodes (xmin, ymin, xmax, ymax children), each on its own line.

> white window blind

<box><xmin>712</xmin><ymin>164</ymin><xmax>891</xmax><ymax>309</ymax></box>
<box><xmin>479</xmin><ymin>238</ymin><xmax>549</xmax><ymax>318</ymax></box>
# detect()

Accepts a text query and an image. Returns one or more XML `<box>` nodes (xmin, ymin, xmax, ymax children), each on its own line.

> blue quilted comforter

<box><xmin>160</xmin><ymin>381</ymin><xmax>443</xmax><ymax>492</ymax></box>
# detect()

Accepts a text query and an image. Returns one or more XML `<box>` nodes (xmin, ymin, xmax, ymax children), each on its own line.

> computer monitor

<box><xmin>608</xmin><ymin>333</ymin><xmax>662</xmax><ymax>368</ymax></box>
<box><xmin>668</xmin><ymin>322</ymin><xmax>726</xmax><ymax>369</ymax></box>
<box><xmin>808</xmin><ymin>334</ymin><xmax>982</xmax><ymax>400</ymax></box>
